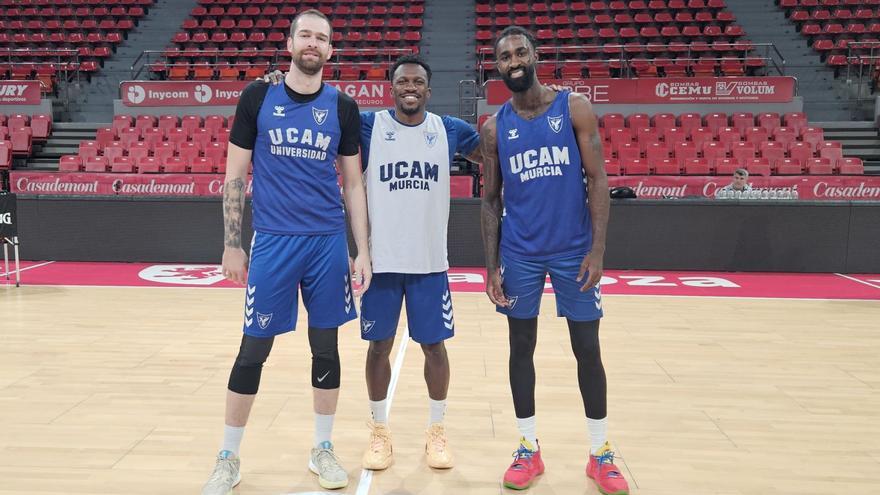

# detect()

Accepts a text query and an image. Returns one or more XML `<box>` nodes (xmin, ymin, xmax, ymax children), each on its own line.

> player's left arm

<box><xmin>338</xmin><ymin>99</ymin><xmax>371</xmax><ymax>295</ymax></box>
<box><xmin>570</xmin><ymin>92</ymin><xmax>610</xmax><ymax>291</ymax></box>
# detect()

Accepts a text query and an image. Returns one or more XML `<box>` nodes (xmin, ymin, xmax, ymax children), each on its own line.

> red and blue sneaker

<box><xmin>586</xmin><ymin>441</ymin><xmax>629</xmax><ymax>495</ymax></box>
<box><xmin>502</xmin><ymin>438</ymin><xmax>544</xmax><ymax>490</ymax></box>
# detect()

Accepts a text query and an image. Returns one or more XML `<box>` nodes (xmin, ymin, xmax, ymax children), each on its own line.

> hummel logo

<box><xmin>508</xmin><ymin>129</ymin><xmax>519</xmax><ymax>140</ymax></box>
<box><xmin>272</xmin><ymin>105</ymin><xmax>285</xmax><ymax>117</ymax></box>
<box><xmin>316</xmin><ymin>370</ymin><xmax>331</xmax><ymax>382</ymax></box>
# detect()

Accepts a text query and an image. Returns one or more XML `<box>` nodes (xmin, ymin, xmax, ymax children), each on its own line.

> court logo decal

<box><xmin>138</xmin><ymin>264</ymin><xmax>224</xmax><ymax>286</ymax></box>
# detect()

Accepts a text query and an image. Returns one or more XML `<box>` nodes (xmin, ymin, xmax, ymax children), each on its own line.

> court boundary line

<box><xmin>355</xmin><ymin>327</ymin><xmax>410</xmax><ymax>495</ymax></box>
<box><xmin>14</xmin><ymin>284</ymin><xmax>880</xmax><ymax>302</ymax></box>
<box><xmin>0</xmin><ymin>260</ymin><xmax>54</xmax><ymax>278</ymax></box>
<box><xmin>834</xmin><ymin>273</ymin><xmax>880</xmax><ymax>290</ymax></box>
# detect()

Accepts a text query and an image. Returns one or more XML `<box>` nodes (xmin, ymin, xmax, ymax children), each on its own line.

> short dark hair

<box><xmin>390</xmin><ymin>54</ymin><xmax>432</xmax><ymax>84</ymax></box>
<box><xmin>290</xmin><ymin>9</ymin><xmax>332</xmax><ymax>40</ymax></box>
<box><xmin>493</xmin><ymin>26</ymin><xmax>538</xmax><ymax>56</ymax></box>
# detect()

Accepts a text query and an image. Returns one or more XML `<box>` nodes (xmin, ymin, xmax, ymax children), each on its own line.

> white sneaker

<box><xmin>309</xmin><ymin>441</ymin><xmax>349</xmax><ymax>489</ymax></box>
<box><xmin>201</xmin><ymin>450</ymin><xmax>241</xmax><ymax>495</ymax></box>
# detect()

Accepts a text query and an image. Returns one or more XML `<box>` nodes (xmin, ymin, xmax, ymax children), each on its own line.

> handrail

<box><xmin>0</xmin><ymin>48</ymin><xmax>80</xmax><ymax>112</ymax></box>
<box><xmin>476</xmin><ymin>42</ymin><xmax>786</xmax><ymax>82</ymax></box>
<box><xmin>131</xmin><ymin>47</ymin><xmax>414</xmax><ymax>80</ymax></box>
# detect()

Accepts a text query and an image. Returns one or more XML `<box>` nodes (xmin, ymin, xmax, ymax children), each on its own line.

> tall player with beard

<box><xmin>480</xmin><ymin>27</ymin><xmax>629</xmax><ymax>494</ymax></box>
<box><xmin>202</xmin><ymin>10</ymin><xmax>370</xmax><ymax>494</ymax></box>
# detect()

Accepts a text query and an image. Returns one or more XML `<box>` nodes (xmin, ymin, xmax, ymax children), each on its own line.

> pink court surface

<box><xmin>3</xmin><ymin>261</ymin><xmax>880</xmax><ymax>300</ymax></box>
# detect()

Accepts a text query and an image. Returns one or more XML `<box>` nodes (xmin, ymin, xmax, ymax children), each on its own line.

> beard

<box><xmin>397</xmin><ymin>100</ymin><xmax>422</xmax><ymax>116</ymax></box>
<box><xmin>293</xmin><ymin>51</ymin><xmax>326</xmax><ymax>75</ymax></box>
<box><xmin>501</xmin><ymin>64</ymin><xmax>536</xmax><ymax>93</ymax></box>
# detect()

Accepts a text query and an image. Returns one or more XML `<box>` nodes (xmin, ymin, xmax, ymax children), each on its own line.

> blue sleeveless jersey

<box><xmin>496</xmin><ymin>91</ymin><xmax>592</xmax><ymax>261</ymax></box>
<box><xmin>252</xmin><ymin>83</ymin><xmax>345</xmax><ymax>235</ymax></box>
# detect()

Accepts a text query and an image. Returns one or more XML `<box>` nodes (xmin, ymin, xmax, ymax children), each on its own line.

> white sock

<box><xmin>369</xmin><ymin>399</ymin><xmax>388</xmax><ymax>424</ymax></box>
<box><xmin>516</xmin><ymin>416</ymin><xmax>537</xmax><ymax>448</ymax></box>
<box><xmin>429</xmin><ymin>399</ymin><xmax>446</xmax><ymax>425</ymax></box>
<box><xmin>314</xmin><ymin>413</ymin><xmax>335</xmax><ymax>447</ymax></box>
<box><xmin>221</xmin><ymin>425</ymin><xmax>245</xmax><ymax>456</ymax></box>
<box><xmin>588</xmin><ymin>416</ymin><xmax>608</xmax><ymax>455</ymax></box>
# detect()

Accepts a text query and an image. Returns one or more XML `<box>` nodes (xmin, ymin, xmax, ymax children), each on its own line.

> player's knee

<box><xmin>228</xmin><ymin>335</ymin><xmax>274</xmax><ymax>395</ymax></box>
<box><xmin>568</xmin><ymin>319</ymin><xmax>602</xmax><ymax>364</ymax></box>
<box><xmin>367</xmin><ymin>338</ymin><xmax>394</xmax><ymax>360</ymax></box>
<box><xmin>420</xmin><ymin>341</ymin><xmax>446</xmax><ymax>361</ymax></box>
<box><xmin>310</xmin><ymin>327</ymin><xmax>340</xmax><ymax>389</ymax></box>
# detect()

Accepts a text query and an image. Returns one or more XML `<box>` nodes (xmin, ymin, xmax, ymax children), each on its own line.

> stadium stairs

<box><xmin>726</xmin><ymin>0</ymin><xmax>867</xmax><ymax>120</ymax></box>
<box><xmin>420</xmin><ymin>0</ymin><xmax>478</xmax><ymax>118</ymax></box>
<box><xmin>65</xmin><ymin>0</ymin><xmax>198</xmax><ymax>123</ymax></box>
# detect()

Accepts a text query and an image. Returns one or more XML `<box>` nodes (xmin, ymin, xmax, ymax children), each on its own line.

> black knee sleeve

<box><xmin>309</xmin><ymin>326</ymin><xmax>340</xmax><ymax>389</ymax></box>
<box><xmin>228</xmin><ymin>334</ymin><xmax>274</xmax><ymax>395</ymax></box>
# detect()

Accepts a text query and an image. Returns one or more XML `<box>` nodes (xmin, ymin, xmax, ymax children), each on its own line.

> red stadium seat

<box><xmin>622</xmin><ymin>158</ymin><xmax>650</xmax><ymax>175</ymax></box>
<box><xmin>59</xmin><ymin>155</ymin><xmax>82</xmax><ymax>172</ymax></box>
<box><xmin>807</xmin><ymin>158</ymin><xmax>833</xmax><ymax>175</ymax></box>
<box><xmin>111</xmin><ymin>156</ymin><xmax>135</xmax><ymax>174</ymax></box>
<box><xmin>776</xmin><ymin>158</ymin><xmax>803</xmax><ymax>175</ymax></box>
<box><xmin>31</xmin><ymin>115</ymin><xmax>51</xmax><ymax>140</ymax></box>
<box><xmin>137</xmin><ymin>156</ymin><xmax>161</xmax><ymax>174</ymax></box>
<box><xmin>163</xmin><ymin>157</ymin><xmax>188</xmax><ymax>174</ymax></box>
<box><xmin>190</xmin><ymin>157</ymin><xmax>215</xmax><ymax>174</ymax></box>
<box><xmin>450</xmin><ymin>175</ymin><xmax>475</xmax><ymax>198</ymax></box>
<box><xmin>837</xmin><ymin>157</ymin><xmax>864</xmax><ymax>175</ymax></box>
<box><xmin>684</xmin><ymin>158</ymin><xmax>711</xmax><ymax>175</ymax></box>
<box><xmin>84</xmin><ymin>156</ymin><xmax>109</xmax><ymax>173</ymax></box>
<box><xmin>746</xmin><ymin>158</ymin><xmax>772</xmax><ymax>177</ymax></box>
<box><xmin>10</xmin><ymin>127</ymin><xmax>32</xmax><ymax>156</ymax></box>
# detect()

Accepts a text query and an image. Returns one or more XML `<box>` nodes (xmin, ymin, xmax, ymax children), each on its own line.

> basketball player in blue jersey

<box><xmin>480</xmin><ymin>27</ymin><xmax>630</xmax><ymax>494</ymax></box>
<box><xmin>262</xmin><ymin>54</ymin><xmax>481</xmax><ymax>472</ymax></box>
<box><xmin>202</xmin><ymin>10</ymin><xmax>370</xmax><ymax>494</ymax></box>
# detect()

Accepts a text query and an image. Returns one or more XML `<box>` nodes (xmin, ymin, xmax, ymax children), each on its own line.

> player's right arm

<box><xmin>221</xmin><ymin>143</ymin><xmax>252</xmax><ymax>285</ymax></box>
<box><xmin>222</xmin><ymin>81</ymin><xmax>268</xmax><ymax>285</ymax></box>
<box><xmin>479</xmin><ymin>116</ymin><xmax>508</xmax><ymax>307</ymax></box>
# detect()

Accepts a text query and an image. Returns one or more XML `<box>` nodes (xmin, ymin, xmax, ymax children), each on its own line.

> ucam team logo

<box><xmin>361</xmin><ymin>319</ymin><xmax>376</xmax><ymax>334</ymax></box>
<box><xmin>127</xmin><ymin>85</ymin><xmax>146</xmax><ymax>104</ymax></box>
<box><xmin>194</xmin><ymin>84</ymin><xmax>213</xmax><ymax>103</ymax></box>
<box><xmin>547</xmin><ymin>114</ymin><xmax>563</xmax><ymax>133</ymax></box>
<box><xmin>312</xmin><ymin>107</ymin><xmax>328</xmax><ymax>125</ymax></box>
<box><xmin>424</xmin><ymin>131</ymin><xmax>438</xmax><ymax>147</ymax></box>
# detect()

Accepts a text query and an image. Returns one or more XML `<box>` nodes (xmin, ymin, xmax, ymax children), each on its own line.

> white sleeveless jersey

<box><xmin>365</xmin><ymin>110</ymin><xmax>451</xmax><ymax>273</ymax></box>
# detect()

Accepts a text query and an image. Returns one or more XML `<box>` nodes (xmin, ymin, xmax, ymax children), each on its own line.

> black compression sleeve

<box><xmin>229</xmin><ymin>81</ymin><xmax>270</xmax><ymax>150</ymax></box>
<box><xmin>337</xmin><ymin>92</ymin><xmax>362</xmax><ymax>156</ymax></box>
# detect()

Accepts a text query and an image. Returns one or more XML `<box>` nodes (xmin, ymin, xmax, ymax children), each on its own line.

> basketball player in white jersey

<box><xmin>357</xmin><ymin>55</ymin><xmax>481</xmax><ymax>471</ymax></box>
<box><xmin>264</xmin><ymin>55</ymin><xmax>481</xmax><ymax>470</ymax></box>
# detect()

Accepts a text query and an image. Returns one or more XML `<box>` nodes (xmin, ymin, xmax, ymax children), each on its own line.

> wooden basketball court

<box><xmin>1</xmin><ymin>284</ymin><xmax>879</xmax><ymax>494</ymax></box>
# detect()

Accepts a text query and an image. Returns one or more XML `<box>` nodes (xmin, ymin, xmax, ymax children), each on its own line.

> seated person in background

<box><xmin>715</xmin><ymin>168</ymin><xmax>752</xmax><ymax>198</ymax></box>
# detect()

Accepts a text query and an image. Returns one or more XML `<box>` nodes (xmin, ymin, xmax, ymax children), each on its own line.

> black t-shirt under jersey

<box><xmin>229</xmin><ymin>81</ymin><xmax>361</xmax><ymax>156</ymax></box>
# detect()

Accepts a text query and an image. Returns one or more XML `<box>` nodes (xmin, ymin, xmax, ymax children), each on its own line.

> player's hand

<box><xmin>486</xmin><ymin>267</ymin><xmax>509</xmax><ymax>307</ymax></box>
<box><xmin>222</xmin><ymin>247</ymin><xmax>249</xmax><ymax>285</ymax></box>
<box><xmin>260</xmin><ymin>70</ymin><xmax>285</xmax><ymax>85</ymax></box>
<box><xmin>351</xmin><ymin>253</ymin><xmax>372</xmax><ymax>297</ymax></box>
<box><xmin>576</xmin><ymin>250</ymin><xmax>603</xmax><ymax>292</ymax></box>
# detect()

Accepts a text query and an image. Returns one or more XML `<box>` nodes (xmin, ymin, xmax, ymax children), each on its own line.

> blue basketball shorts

<box><xmin>359</xmin><ymin>271</ymin><xmax>454</xmax><ymax>345</ymax></box>
<box><xmin>242</xmin><ymin>231</ymin><xmax>357</xmax><ymax>337</ymax></box>
<box><xmin>496</xmin><ymin>252</ymin><xmax>603</xmax><ymax>322</ymax></box>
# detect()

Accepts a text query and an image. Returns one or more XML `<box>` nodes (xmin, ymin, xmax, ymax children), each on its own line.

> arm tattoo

<box><xmin>480</xmin><ymin>124</ymin><xmax>503</xmax><ymax>272</ymax></box>
<box><xmin>223</xmin><ymin>178</ymin><xmax>245</xmax><ymax>248</ymax></box>
<box><xmin>590</xmin><ymin>130</ymin><xmax>604</xmax><ymax>156</ymax></box>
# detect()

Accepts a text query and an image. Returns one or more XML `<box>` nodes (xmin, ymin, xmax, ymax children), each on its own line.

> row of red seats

<box><xmin>158</xmin><ymin>62</ymin><xmax>390</xmax><ymax>81</ymax></box>
<box><xmin>1</xmin><ymin>0</ymin><xmax>152</xmax><ymax>6</ymax></box>
<box><xmin>488</xmin><ymin>57</ymin><xmax>763</xmax><ymax>79</ymax></box>
<box><xmin>61</xmin><ymin>153</ymin><xmax>228</xmax><ymax>174</ymax></box>
<box><xmin>174</xmin><ymin>30</ymin><xmax>422</xmax><ymax>46</ymax></box>
<box><xmin>778</xmin><ymin>0</ymin><xmax>880</xmax><ymax>9</ymax></box>
<box><xmin>604</xmin><ymin>139</ymin><xmax>844</xmax><ymax>163</ymax></box>
<box><xmin>604</xmin><ymin>155</ymin><xmax>864</xmax><ymax>175</ymax></box>
<box><xmin>191</xmin><ymin>4</ymin><xmax>423</xmax><ymax>17</ymax></box>
<box><xmin>476</xmin><ymin>11</ymin><xmax>736</xmax><ymax>27</ymax></box>
<box><xmin>180</xmin><ymin>17</ymin><xmax>422</xmax><ymax>32</ymax></box>
<box><xmin>477</xmin><ymin>0</ymin><xmax>728</xmax><ymax>11</ymax></box>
